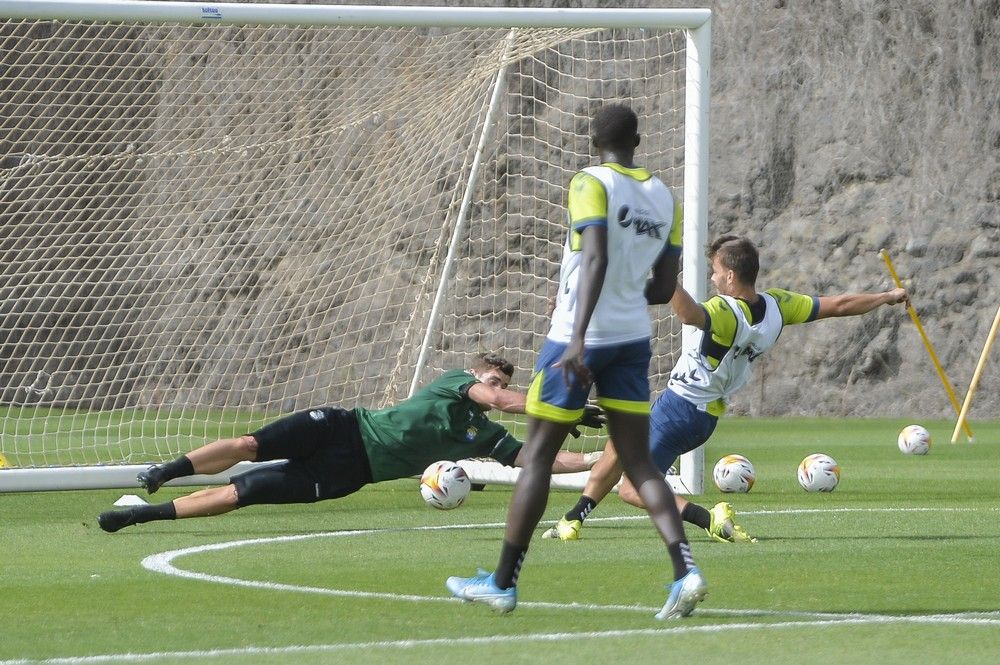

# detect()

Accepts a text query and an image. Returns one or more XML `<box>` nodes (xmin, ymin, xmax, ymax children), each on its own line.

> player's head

<box><xmin>708</xmin><ymin>235</ymin><xmax>759</xmax><ymax>293</ymax></box>
<box><xmin>470</xmin><ymin>352</ymin><xmax>514</xmax><ymax>389</ymax></box>
<box><xmin>591</xmin><ymin>104</ymin><xmax>640</xmax><ymax>152</ymax></box>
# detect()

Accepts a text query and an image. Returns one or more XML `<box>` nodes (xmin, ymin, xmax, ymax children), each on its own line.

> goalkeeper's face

<box><xmin>474</xmin><ymin>368</ymin><xmax>511</xmax><ymax>390</ymax></box>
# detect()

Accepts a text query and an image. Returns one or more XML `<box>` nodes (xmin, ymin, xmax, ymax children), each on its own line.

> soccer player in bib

<box><xmin>96</xmin><ymin>353</ymin><xmax>602</xmax><ymax>533</ymax></box>
<box><xmin>542</xmin><ymin>235</ymin><xmax>909</xmax><ymax>543</ymax></box>
<box><xmin>446</xmin><ymin>104</ymin><xmax>707</xmax><ymax>619</ymax></box>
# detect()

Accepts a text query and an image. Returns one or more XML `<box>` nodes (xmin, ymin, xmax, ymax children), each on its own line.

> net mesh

<box><xmin>0</xmin><ymin>18</ymin><xmax>686</xmax><ymax>468</ymax></box>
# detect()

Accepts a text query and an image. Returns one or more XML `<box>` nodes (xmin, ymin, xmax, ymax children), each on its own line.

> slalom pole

<box><xmin>951</xmin><ymin>305</ymin><xmax>1000</xmax><ymax>443</ymax></box>
<box><xmin>878</xmin><ymin>249</ymin><xmax>973</xmax><ymax>441</ymax></box>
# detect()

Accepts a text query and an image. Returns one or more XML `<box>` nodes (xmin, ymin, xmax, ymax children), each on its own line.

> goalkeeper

<box><xmin>543</xmin><ymin>235</ymin><xmax>909</xmax><ymax>543</ymax></box>
<box><xmin>97</xmin><ymin>352</ymin><xmax>604</xmax><ymax>533</ymax></box>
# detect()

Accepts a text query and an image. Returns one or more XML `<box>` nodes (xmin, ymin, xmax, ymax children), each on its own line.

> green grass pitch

<box><xmin>2</xmin><ymin>417</ymin><xmax>999</xmax><ymax>664</ymax></box>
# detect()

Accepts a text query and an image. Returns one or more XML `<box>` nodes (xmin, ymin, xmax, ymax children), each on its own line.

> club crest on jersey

<box><xmin>616</xmin><ymin>205</ymin><xmax>664</xmax><ymax>239</ymax></box>
<box><xmin>466</xmin><ymin>426</ymin><xmax>478</xmax><ymax>441</ymax></box>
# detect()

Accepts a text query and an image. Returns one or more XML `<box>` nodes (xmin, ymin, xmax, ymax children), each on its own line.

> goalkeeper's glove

<box><xmin>569</xmin><ymin>404</ymin><xmax>606</xmax><ymax>439</ymax></box>
<box><xmin>579</xmin><ymin>404</ymin><xmax>605</xmax><ymax>429</ymax></box>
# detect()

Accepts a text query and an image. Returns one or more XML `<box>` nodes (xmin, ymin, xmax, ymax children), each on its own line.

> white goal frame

<box><xmin>0</xmin><ymin>1</ymin><xmax>710</xmax><ymax>494</ymax></box>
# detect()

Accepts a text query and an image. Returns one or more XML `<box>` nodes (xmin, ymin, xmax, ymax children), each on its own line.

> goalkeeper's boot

<box><xmin>446</xmin><ymin>569</ymin><xmax>517</xmax><ymax>614</ymax></box>
<box><xmin>97</xmin><ymin>509</ymin><xmax>137</xmax><ymax>533</ymax></box>
<box><xmin>541</xmin><ymin>517</ymin><xmax>582</xmax><ymax>541</ymax></box>
<box><xmin>137</xmin><ymin>465</ymin><xmax>166</xmax><ymax>494</ymax></box>
<box><xmin>706</xmin><ymin>501</ymin><xmax>757</xmax><ymax>543</ymax></box>
<box><xmin>655</xmin><ymin>566</ymin><xmax>708</xmax><ymax>620</ymax></box>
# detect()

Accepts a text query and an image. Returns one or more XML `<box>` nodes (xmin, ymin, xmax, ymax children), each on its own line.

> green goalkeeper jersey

<box><xmin>355</xmin><ymin>369</ymin><xmax>523</xmax><ymax>482</ymax></box>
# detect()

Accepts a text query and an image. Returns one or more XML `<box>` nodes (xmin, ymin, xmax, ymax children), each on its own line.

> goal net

<box><xmin>0</xmin><ymin>2</ymin><xmax>710</xmax><ymax>493</ymax></box>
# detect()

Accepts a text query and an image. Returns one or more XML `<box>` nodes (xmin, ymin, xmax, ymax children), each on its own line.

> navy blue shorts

<box><xmin>648</xmin><ymin>390</ymin><xmax>718</xmax><ymax>473</ymax></box>
<box><xmin>526</xmin><ymin>338</ymin><xmax>652</xmax><ymax>423</ymax></box>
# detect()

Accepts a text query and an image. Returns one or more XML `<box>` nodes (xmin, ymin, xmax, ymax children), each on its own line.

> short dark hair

<box><xmin>708</xmin><ymin>235</ymin><xmax>759</xmax><ymax>286</ymax></box>
<box><xmin>592</xmin><ymin>104</ymin><xmax>639</xmax><ymax>150</ymax></box>
<box><xmin>471</xmin><ymin>352</ymin><xmax>514</xmax><ymax>379</ymax></box>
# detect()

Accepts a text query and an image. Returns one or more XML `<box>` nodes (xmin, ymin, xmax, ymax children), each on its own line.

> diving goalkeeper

<box><xmin>97</xmin><ymin>352</ymin><xmax>603</xmax><ymax>533</ymax></box>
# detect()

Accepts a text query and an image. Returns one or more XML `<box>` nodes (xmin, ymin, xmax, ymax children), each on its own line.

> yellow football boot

<box><xmin>707</xmin><ymin>502</ymin><xmax>757</xmax><ymax>543</ymax></box>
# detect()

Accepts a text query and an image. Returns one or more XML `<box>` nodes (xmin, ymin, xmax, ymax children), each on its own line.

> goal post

<box><xmin>0</xmin><ymin>1</ymin><xmax>710</xmax><ymax>494</ymax></box>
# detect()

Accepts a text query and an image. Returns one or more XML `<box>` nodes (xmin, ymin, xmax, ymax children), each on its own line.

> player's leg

<box><xmin>596</xmin><ymin>341</ymin><xmax>706</xmax><ymax>618</ymax></box>
<box><xmin>139</xmin><ymin>408</ymin><xmax>341</xmax><ymax>494</ymax></box>
<box><xmin>542</xmin><ymin>438</ymin><xmax>623</xmax><ymax>540</ymax></box>
<box><xmin>447</xmin><ymin>339</ymin><xmax>587</xmax><ymax>611</ymax></box>
<box><xmin>609</xmin><ymin>410</ymin><xmax>707</xmax><ymax>619</ymax></box>
<box><xmin>648</xmin><ymin>390</ymin><xmax>755</xmax><ymax>543</ymax></box>
<box><xmin>138</xmin><ymin>434</ymin><xmax>260</xmax><ymax>494</ymax></box>
<box><xmin>97</xmin><ymin>484</ymin><xmax>241</xmax><ymax>533</ymax></box>
<box><xmin>446</xmin><ymin>417</ymin><xmax>573</xmax><ymax>612</ymax></box>
<box><xmin>100</xmin><ymin>460</ymin><xmax>285</xmax><ymax>534</ymax></box>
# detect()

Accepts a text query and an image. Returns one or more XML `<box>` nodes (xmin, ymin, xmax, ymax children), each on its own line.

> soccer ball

<box><xmin>898</xmin><ymin>424</ymin><xmax>931</xmax><ymax>455</ymax></box>
<box><xmin>797</xmin><ymin>453</ymin><xmax>840</xmax><ymax>492</ymax></box>
<box><xmin>712</xmin><ymin>454</ymin><xmax>756</xmax><ymax>493</ymax></box>
<box><xmin>419</xmin><ymin>461</ymin><xmax>471</xmax><ymax>510</ymax></box>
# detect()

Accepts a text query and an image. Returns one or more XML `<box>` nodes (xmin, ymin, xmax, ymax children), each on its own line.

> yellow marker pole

<box><xmin>951</xmin><ymin>305</ymin><xmax>1000</xmax><ymax>443</ymax></box>
<box><xmin>878</xmin><ymin>249</ymin><xmax>973</xmax><ymax>441</ymax></box>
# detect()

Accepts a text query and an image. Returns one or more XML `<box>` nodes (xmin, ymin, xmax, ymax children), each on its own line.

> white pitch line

<box><xmin>4</xmin><ymin>614</ymin><xmax>1000</xmax><ymax>665</ymax></box>
<box><xmin>6</xmin><ymin>508</ymin><xmax>997</xmax><ymax>665</ymax></box>
<box><xmin>142</xmin><ymin>506</ymin><xmax>999</xmax><ymax>616</ymax></box>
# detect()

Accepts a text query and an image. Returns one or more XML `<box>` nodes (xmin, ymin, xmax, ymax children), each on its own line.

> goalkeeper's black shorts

<box><xmin>231</xmin><ymin>407</ymin><xmax>373</xmax><ymax>506</ymax></box>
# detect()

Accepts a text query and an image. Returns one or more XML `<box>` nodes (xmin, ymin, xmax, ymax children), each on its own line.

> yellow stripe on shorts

<box><xmin>596</xmin><ymin>396</ymin><xmax>651</xmax><ymax>415</ymax></box>
<box><xmin>526</xmin><ymin>369</ymin><xmax>585</xmax><ymax>424</ymax></box>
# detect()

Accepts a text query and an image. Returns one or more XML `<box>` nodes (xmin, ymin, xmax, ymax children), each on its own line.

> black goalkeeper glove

<box><xmin>579</xmin><ymin>404</ymin><xmax>606</xmax><ymax>429</ymax></box>
<box><xmin>569</xmin><ymin>405</ymin><xmax>606</xmax><ymax>438</ymax></box>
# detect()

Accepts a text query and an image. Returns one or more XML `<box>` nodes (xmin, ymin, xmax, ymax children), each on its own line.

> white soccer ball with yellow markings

<box><xmin>897</xmin><ymin>424</ymin><xmax>931</xmax><ymax>455</ymax></box>
<box><xmin>797</xmin><ymin>453</ymin><xmax>840</xmax><ymax>492</ymax></box>
<box><xmin>419</xmin><ymin>461</ymin><xmax>471</xmax><ymax>510</ymax></box>
<box><xmin>712</xmin><ymin>454</ymin><xmax>756</xmax><ymax>493</ymax></box>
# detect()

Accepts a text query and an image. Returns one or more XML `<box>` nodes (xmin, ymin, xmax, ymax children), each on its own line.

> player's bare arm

<box><xmin>816</xmin><ymin>287</ymin><xmax>909</xmax><ymax>319</ymax></box>
<box><xmin>511</xmin><ymin>447</ymin><xmax>600</xmax><ymax>473</ymax></box>
<box><xmin>669</xmin><ymin>284</ymin><xmax>708</xmax><ymax>329</ymax></box>
<box><xmin>467</xmin><ymin>382</ymin><xmax>526</xmax><ymax>414</ymax></box>
<box><xmin>644</xmin><ymin>248</ymin><xmax>680</xmax><ymax>305</ymax></box>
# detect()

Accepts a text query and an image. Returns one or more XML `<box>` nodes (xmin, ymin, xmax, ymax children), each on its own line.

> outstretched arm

<box><xmin>669</xmin><ymin>283</ymin><xmax>708</xmax><ymax>329</ymax></box>
<box><xmin>467</xmin><ymin>382</ymin><xmax>526</xmax><ymax>414</ymax></box>
<box><xmin>816</xmin><ymin>288</ymin><xmax>909</xmax><ymax>319</ymax></box>
<box><xmin>512</xmin><ymin>447</ymin><xmax>603</xmax><ymax>473</ymax></box>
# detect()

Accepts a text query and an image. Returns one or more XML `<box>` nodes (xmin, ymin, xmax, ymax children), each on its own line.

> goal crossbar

<box><xmin>0</xmin><ymin>1</ymin><xmax>711</xmax><ymax>29</ymax></box>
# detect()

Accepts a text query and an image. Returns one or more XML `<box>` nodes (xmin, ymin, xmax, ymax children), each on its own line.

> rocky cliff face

<box><xmin>529</xmin><ymin>0</ymin><xmax>999</xmax><ymax>418</ymax></box>
<box><xmin>704</xmin><ymin>0</ymin><xmax>999</xmax><ymax>416</ymax></box>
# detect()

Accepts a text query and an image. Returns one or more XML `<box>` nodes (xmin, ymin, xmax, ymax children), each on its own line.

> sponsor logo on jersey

<box><xmin>309</xmin><ymin>409</ymin><xmax>326</xmax><ymax>421</ymax></box>
<box><xmin>617</xmin><ymin>205</ymin><xmax>664</xmax><ymax>238</ymax></box>
<box><xmin>734</xmin><ymin>344</ymin><xmax>764</xmax><ymax>362</ymax></box>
